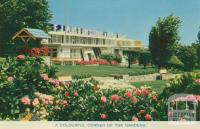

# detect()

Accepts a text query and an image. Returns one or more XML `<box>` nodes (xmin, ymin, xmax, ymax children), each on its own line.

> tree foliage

<box><xmin>176</xmin><ymin>45</ymin><xmax>197</xmax><ymax>71</ymax></box>
<box><xmin>138</xmin><ymin>51</ymin><xmax>151</xmax><ymax>69</ymax></box>
<box><xmin>124</xmin><ymin>50</ymin><xmax>140</xmax><ymax>68</ymax></box>
<box><xmin>0</xmin><ymin>0</ymin><xmax>52</xmax><ymax>56</ymax></box>
<box><xmin>149</xmin><ymin>14</ymin><xmax>181</xmax><ymax>68</ymax></box>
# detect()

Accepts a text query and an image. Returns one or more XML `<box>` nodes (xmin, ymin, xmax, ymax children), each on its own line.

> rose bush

<box><xmin>51</xmin><ymin>79</ymin><xmax>167</xmax><ymax>121</ymax></box>
<box><xmin>0</xmin><ymin>55</ymin><xmax>61</xmax><ymax>120</ymax></box>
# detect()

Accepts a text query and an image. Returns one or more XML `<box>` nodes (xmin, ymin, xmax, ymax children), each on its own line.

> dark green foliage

<box><xmin>100</xmin><ymin>54</ymin><xmax>114</xmax><ymax>63</ymax></box>
<box><xmin>0</xmin><ymin>56</ymin><xmax>57</xmax><ymax>119</ymax></box>
<box><xmin>149</xmin><ymin>14</ymin><xmax>181</xmax><ymax>68</ymax></box>
<box><xmin>192</xmin><ymin>43</ymin><xmax>200</xmax><ymax>67</ymax></box>
<box><xmin>123</xmin><ymin>50</ymin><xmax>140</xmax><ymax>68</ymax></box>
<box><xmin>176</xmin><ymin>45</ymin><xmax>197</xmax><ymax>71</ymax></box>
<box><xmin>138</xmin><ymin>51</ymin><xmax>151</xmax><ymax>69</ymax></box>
<box><xmin>0</xmin><ymin>0</ymin><xmax>52</xmax><ymax>56</ymax></box>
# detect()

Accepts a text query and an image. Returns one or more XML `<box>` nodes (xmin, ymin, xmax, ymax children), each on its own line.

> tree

<box><xmin>124</xmin><ymin>50</ymin><xmax>140</xmax><ymax>68</ymax></box>
<box><xmin>0</xmin><ymin>0</ymin><xmax>52</xmax><ymax>56</ymax></box>
<box><xmin>176</xmin><ymin>45</ymin><xmax>197</xmax><ymax>71</ymax></box>
<box><xmin>149</xmin><ymin>14</ymin><xmax>181</xmax><ymax>68</ymax></box>
<box><xmin>192</xmin><ymin>43</ymin><xmax>200</xmax><ymax>67</ymax></box>
<box><xmin>138</xmin><ymin>51</ymin><xmax>151</xmax><ymax>69</ymax></box>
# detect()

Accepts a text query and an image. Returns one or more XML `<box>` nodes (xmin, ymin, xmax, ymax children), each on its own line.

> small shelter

<box><xmin>12</xmin><ymin>28</ymin><xmax>50</xmax><ymax>49</ymax></box>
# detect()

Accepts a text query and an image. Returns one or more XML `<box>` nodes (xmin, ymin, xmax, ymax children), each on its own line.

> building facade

<box><xmin>45</xmin><ymin>24</ymin><xmax>141</xmax><ymax>61</ymax></box>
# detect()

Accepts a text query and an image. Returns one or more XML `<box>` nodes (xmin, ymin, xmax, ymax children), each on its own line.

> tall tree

<box><xmin>0</xmin><ymin>0</ymin><xmax>52</xmax><ymax>56</ymax></box>
<box><xmin>149</xmin><ymin>14</ymin><xmax>181</xmax><ymax>68</ymax></box>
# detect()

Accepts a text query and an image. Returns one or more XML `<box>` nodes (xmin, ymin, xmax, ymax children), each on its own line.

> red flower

<box><xmin>140</xmin><ymin>110</ymin><xmax>145</xmax><ymax>115</ymax></box>
<box><xmin>141</xmin><ymin>89</ymin><xmax>148</xmax><ymax>97</ymax></box>
<box><xmin>101</xmin><ymin>96</ymin><xmax>107</xmax><ymax>103</ymax></box>
<box><xmin>100</xmin><ymin>114</ymin><xmax>107</xmax><ymax>119</ymax></box>
<box><xmin>145</xmin><ymin>114</ymin><xmax>151</xmax><ymax>121</ymax></box>
<box><xmin>65</xmin><ymin>92</ymin><xmax>70</xmax><ymax>97</ymax></box>
<box><xmin>125</xmin><ymin>92</ymin><xmax>132</xmax><ymax>98</ymax></box>
<box><xmin>17</xmin><ymin>55</ymin><xmax>25</xmax><ymax>60</ymax></box>
<box><xmin>131</xmin><ymin>116</ymin><xmax>139</xmax><ymax>121</ymax></box>
<box><xmin>74</xmin><ymin>92</ymin><xmax>79</xmax><ymax>97</ymax></box>
<box><xmin>111</xmin><ymin>61</ymin><xmax>119</xmax><ymax>65</ymax></box>
<box><xmin>135</xmin><ymin>89</ymin><xmax>142</xmax><ymax>95</ymax></box>
<box><xmin>110</xmin><ymin>95</ymin><xmax>120</xmax><ymax>101</ymax></box>
<box><xmin>131</xmin><ymin>97</ymin><xmax>138</xmax><ymax>104</ymax></box>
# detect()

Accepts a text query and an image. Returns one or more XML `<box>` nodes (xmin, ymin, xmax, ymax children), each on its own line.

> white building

<box><xmin>46</xmin><ymin>24</ymin><xmax>141</xmax><ymax>61</ymax></box>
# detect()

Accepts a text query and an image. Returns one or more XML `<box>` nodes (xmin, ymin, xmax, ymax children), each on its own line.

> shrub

<box><xmin>100</xmin><ymin>54</ymin><xmax>114</xmax><ymax>63</ymax></box>
<box><xmin>160</xmin><ymin>72</ymin><xmax>200</xmax><ymax>120</ymax></box>
<box><xmin>72</xmin><ymin>74</ymin><xmax>92</xmax><ymax>80</ymax></box>
<box><xmin>51</xmin><ymin>81</ymin><xmax>167</xmax><ymax>121</ymax></box>
<box><xmin>113</xmin><ymin>55</ymin><xmax>122</xmax><ymax>63</ymax></box>
<box><xmin>0</xmin><ymin>55</ymin><xmax>59</xmax><ymax>120</ymax></box>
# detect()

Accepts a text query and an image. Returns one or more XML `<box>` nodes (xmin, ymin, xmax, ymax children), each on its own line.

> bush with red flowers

<box><xmin>76</xmin><ymin>59</ymin><xmax>109</xmax><ymax>65</ymax></box>
<box><xmin>29</xmin><ymin>46</ymin><xmax>49</xmax><ymax>57</ymax></box>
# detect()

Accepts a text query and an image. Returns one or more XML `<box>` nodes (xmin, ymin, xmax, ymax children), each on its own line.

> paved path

<box><xmin>58</xmin><ymin>73</ymin><xmax>182</xmax><ymax>89</ymax></box>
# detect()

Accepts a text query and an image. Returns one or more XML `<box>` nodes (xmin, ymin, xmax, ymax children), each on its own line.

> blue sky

<box><xmin>49</xmin><ymin>0</ymin><xmax>200</xmax><ymax>47</ymax></box>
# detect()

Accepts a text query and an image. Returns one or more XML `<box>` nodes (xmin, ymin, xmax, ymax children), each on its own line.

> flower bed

<box><xmin>75</xmin><ymin>59</ymin><xmax>110</xmax><ymax>65</ymax></box>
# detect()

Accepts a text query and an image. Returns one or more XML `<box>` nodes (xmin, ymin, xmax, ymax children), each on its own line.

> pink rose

<box><xmin>7</xmin><ymin>76</ymin><xmax>14</xmax><ymax>81</ymax></box>
<box><xmin>135</xmin><ymin>89</ymin><xmax>142</xmax><ymax>95</ymax></box>
<box><xmin>100</xmin><ymin>114</ymin><xmax>107</xmax><ymax>119</ymax></box>
<box><xmin>125</xmin><ymin>92</ymin><xmax>132</xmax><ymax>98</ymax></box>
<box><xmin>140</xmin><ymin>110</ymin><xmax>145</xmax><ymax>115</ymax></box>
<box><xmin>110</xmin><ymin>95</ymin><xmax>120</xmax><ymax>101</ymax></box>
<box><xmin>41</xmin><ymin>98</ymin><xmax>48</xmax><ymax>105</ymax></box>
<box><xmin>74</xmin><ymin>92</ymin><xmax>79</xmax><ymax>97</ymax></box>
<box><xmin>32</xmin><ymin>98</ymin><xmax>39</xmax><ymax>107</ymax></box>
<box><xmin>145</xmin><ymin>114</ymin><xmax>152</xmax><ymax>121</ymax></box>
<box><xmin>49</xmin><ymin>78</ymin><xmax>60</xmax><ymax>86</ymax></box>
<box><xmin>195</xmin><ymin>79</ymin><xmax>200</xmax><ymax>84</ymax></box>
<box><xmin>131</xmin><ymin>116</ymin><xmax>139</xmax><ymax>121</ymax></box>
<box><xmin>41</xmin><ymin>74</ymin><xmax>49</xmax><ymax>81</ymax></box>
<box><xmin>17</xmin><ymin>55</ymin><xmax>25</xmax><ymax>60</ymax></box>
<box><xmin>131</xmin><ymin>97</ymin><xmax>138</xmax><ymax>104</ymax></box>
<box><xmin>49</xmin><ymin>100</ymin><xmax>53</xmax><ymax>105</ymax></box>
<box><xmin>101</xmin><ymin>96</ymin><xmax>107</xmax><ymax>103</ymax></box>
<box><xmin>21</xmin><ymin>96</ymin><xmax>31</xmax><ymax>105</ymax></box>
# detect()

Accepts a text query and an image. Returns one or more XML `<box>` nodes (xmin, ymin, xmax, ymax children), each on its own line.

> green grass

<box><xmin>130</xmin><ymin>80</ymin><xmax>168</xmax><ymax>93</ymax></box>
<box><xmin>56</xmin><ymin>65</ymin><xmax>158</xmax><ymax>77</ymax></box>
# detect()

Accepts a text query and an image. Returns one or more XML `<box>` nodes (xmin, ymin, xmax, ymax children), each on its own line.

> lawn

<box><xmin>56</xmin><ymin>65</ymin><xmax>158</xmax><ymax>77</ymax></box>
<box><xmin>130</xmin><ymin>80</ymin><xmax>168</xmax><ymax>93</ymax></box>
